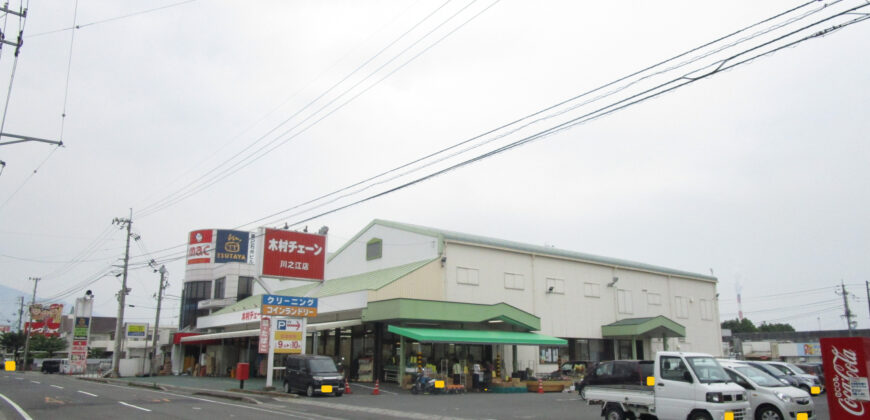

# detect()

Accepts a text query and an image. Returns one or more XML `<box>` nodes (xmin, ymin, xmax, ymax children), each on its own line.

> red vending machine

<box><xmin>820</xmin><ymin>337</ymin><xmax>870</xmax><ymax>419</ymax></box>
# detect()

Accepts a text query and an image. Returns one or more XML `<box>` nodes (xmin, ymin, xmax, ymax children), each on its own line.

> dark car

<box><xmin>576</xmin><ymin>360</ymin><xmax>653</xmax><ymax>399</ymax></box>
<box><xmin>795</xmin><ymin>362</ymin><xmax>825</xmax><ymax>384</ymax></box>
<box><xmin>282</xmin><ymin>355</ymin><xmax>345</xmax><ymax>397</ymax></box>
<box><xmin>41</xmin><ymin>359</ymin><xmax>61</xmax><ymax>374</ymax></box>
<box><xmin>741</xmin><ymin>361</ymin><xmax>801</xmax><ymax>388</ymax></box>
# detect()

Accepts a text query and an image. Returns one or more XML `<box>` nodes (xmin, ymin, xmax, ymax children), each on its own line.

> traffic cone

<box><xmin>372</xmin><ymin>379</ymin><xmax>381</xmax><ymax>395</ymax></box>
<box><xmin>345</xmin><ymin>378</ymin><xmax>352</xmax><ymax>394</ymax></box>
<box><xmin>537</xmin><ymin>378</ymin><xmax>544</xmax><ymax>394</ymax></box>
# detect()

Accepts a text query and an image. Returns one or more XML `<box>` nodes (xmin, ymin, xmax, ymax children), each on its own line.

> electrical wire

<box><xmin>27</xmin><ymin>0</ymin><xmax>197</xmax><ymax>38</ymax></box>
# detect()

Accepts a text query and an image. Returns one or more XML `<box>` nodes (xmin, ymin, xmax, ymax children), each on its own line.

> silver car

<box><xmin>720</xmin><ymin>360</ymin><xmax>814</xmax><ymax>420</ymax></box>
<box><xmin>763</xmin><ymin>361</ymin><xmax>824</xmax><ymax>394</ymax></box>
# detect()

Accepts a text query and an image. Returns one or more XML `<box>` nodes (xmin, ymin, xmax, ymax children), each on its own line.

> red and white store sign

<box><xmin>822</xmin><ymin>337</ymin><xmax>870</xmax><ymax>418</ymax></box>
<box><xmin>259</xmin><ymin>228</ymin><xmax>326</xmax><ymax>281</ymax></box>
<box><xmin>258</xmin><ymin>317</ymin><xmax>271</xmax><ymax>354</ymax></box>
<box><xmin>187</xmin><ymin>229</ymin><xmax>215</xmax><ymax>264</ymax></box>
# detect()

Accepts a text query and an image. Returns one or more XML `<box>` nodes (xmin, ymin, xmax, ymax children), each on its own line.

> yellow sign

<box><xmin>724</xmin><ymin>412</ymin><xmax>733</xmax><ymax>420</ymax></box>
<box><xmin>321</xmin><ymin>385</ymin><xmax>332</xmax><ymax>393</ymax></box>
<box><xmin>275</xmin><ymin>331</ymin><xmax>302</xmax><ymax>340</ymax></box>
<box><xmin>646</xmin><ymin>376</ymin><xmax>655</xmax><ymax>386</ymax></box>
<box><xmin>435</xmin><ymin>380</ymin><xmax>445</xmax><ymax>388</ymax></box>
<box><xmin>810</xmin><ymin>386</ymin><xmax>820</xmax><ymax>395</ymax></box>
<box><xmin>4</xmin><ymin>361</ymin><xmax>15</xmax><ymax>371</ymax></box>
<box><xmin>262</xmin><ymin>304</ymin><xmax>317</xmax><ymax>317</ymax></box>
<box><xmin>796</xmin><ymin>413</ymin><xmax>808</xmax><ymax>420</ymax></box>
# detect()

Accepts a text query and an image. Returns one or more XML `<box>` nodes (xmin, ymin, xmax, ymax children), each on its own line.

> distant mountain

<box><xmin>0</xmin><ymin>284</ymin><xmax>74</xmax><ymax>330</ymax></box>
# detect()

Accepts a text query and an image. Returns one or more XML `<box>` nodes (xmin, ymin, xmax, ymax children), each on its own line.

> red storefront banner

<box><xmin>258</xmin><ymin>317</ymin><xmax>271</xmax><ymax>354</ymax></box>
<box><xmin>187</xmin><ymin>229</ymin><xmax>215</xmax><ymax>264</ymax></box>
<box><xmin>821</xmin><ymin>337</ymin><xmax>870</xmax><ymax>418</ymax></box>
<box><xmin>260</xmin><ymin>229</ymin><xmax>326</xmax><ymax>281</ymax></box>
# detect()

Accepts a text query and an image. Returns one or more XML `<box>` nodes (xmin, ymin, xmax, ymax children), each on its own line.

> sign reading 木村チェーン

<box><xmin>259</xmin><ymin>228</ymin><xmax>326</xmax><ymax>281</ymax></box>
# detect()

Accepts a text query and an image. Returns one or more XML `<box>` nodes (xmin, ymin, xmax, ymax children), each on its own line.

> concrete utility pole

<box><xmin>111</xmin><ymin>210</ymin><xmax>134</xmax><ymax>377</ymax></box>
<box><xmin>866</xmin><ymin>281</ymin><xmax>870</xmax><ymax>321</ymax></box>
<box><xmin>150</xmin><ymin>265</ymin><xmax>167</xmax><ymax>376</ymax></box>
<box><xmin>16</xmin><ymin>296</ymin><xmax>23</xmax><ymax>332</ymax></box>
<box><xmin>839</xmin><ymin>281</ymin><xmax>856</xmax><ymax>335</ymax></box>
<box><xmin>21</xmin><ymin>277</ymin><xmax>39</xmax><ymax>371</ymax></box>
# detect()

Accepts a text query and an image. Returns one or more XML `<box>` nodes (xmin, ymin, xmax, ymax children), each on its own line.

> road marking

<box><xmin>30</xmin><ymin>381</ymin><xmax>40</xmax><ymax>384</ymax></box>
<box><xmin>14</xmin><ymin>377</ymin><xmax>23</xmax><ymax>380</ymax></box>
<box><xmin>0</xmin><ymin>392</ymin><xmax>33</xmax><ymax>420</ymax></box>
<box><xmin>78</xmin><ymin>390</ymin><xmax>98</xmax><ymax>397</ymax></box>
<box><xmin>50</xmin><ymin>385</ymin><xmax>64</xmax><ymax>389</ymax></box>
<box><xmin>120</xmin><ymin>401</ymin><xmax>152</xmax><ymax>412</ymax></box>
<box><xmin>45</xmin><ymin>396</ymin><xmax>65</xmax><ymax>405</ymax></box>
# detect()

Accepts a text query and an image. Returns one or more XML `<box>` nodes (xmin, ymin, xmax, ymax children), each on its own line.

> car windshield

<box><xmin>768</xmin><ymin>363</ymin><xmax>792</xmax><ymax>375</ymax></box>
<box><xmin>786</xmin><ymin>363</ymin><xmax>807</xmax><ymax>375</ymax></box>
<box><xmin>733</xmin><ymin>365</ymin><xmax>784</xmax><ymax>387</ymax></box>
<box><xmin>309</xmin><ymin>359</ymin><xmax>338</xmax><ymax>374</ymax></box>
<box><xmin>686</xmin><ymin>357</ymin><xmax>730</xmax><ymax>383</ymax></box>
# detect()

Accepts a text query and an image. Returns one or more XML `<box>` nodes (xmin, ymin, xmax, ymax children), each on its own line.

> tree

<box><xmin>30</xmin><ymin>335</ymin><xmax>68</xmax><ymax>358</ymax></box>
<box><xmin>721</xmin><ymin>318</ymin><xmax>757</xmax><ymax>333</ymax></box>
<box><xmin>757</xmin><ymin>322</ymin><xmax>796</xmax><ymax>333</ymax></box>
<box><xmin>0</xmin><ymin>331</ymin><xmax>26</xmax><ymax>361</ymax></box>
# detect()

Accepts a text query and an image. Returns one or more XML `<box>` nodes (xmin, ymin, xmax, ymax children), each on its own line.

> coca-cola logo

<box><xmin>831</xmin><ymin>346</ymin><xmax>866</xmax><ymax>416</ymax></box>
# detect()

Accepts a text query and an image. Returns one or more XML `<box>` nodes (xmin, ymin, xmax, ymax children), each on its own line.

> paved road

<box><xmin>1</xmin><ymin>371</ymin><xmax>831</xmax><ymax>420</ymax></box>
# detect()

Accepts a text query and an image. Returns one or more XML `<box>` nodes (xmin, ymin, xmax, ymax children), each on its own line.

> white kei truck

<box><xmin>584</xmin><ymin>351</ymin><xmax>751</xmax><ymax>420</ymax></box>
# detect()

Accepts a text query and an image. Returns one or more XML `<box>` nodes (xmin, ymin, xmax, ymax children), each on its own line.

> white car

<box><xmin>719</xmin><ymin>360</ymin><xmax>814</xmax><ymax>420</ymax></box>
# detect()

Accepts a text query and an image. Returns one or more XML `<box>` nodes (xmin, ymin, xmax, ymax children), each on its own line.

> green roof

<box><xmin>388</xmin><ymin>325</ymin><xmax>567</xmax><ymax>346</ymax></box>
<box><xmin>601</xmin><ymin>316</ymin><xmax>685</xmax><ymax>338</ymax></box>
<box><xmin>363</xmin><ymin>298</ymin><xmax>541</xmax><ymax>331</ymax></box>
<box><xmin>332</xmin><ymin>219</ymin><xmax>716</xmax><ymax>282</ymax></box>
<box><xmin>212</xmin><ymin>259</ymin><xmax>435</xmax><ymax>315</ymax></box>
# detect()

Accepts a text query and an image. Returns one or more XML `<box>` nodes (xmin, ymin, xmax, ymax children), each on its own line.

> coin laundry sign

<box><xmin>259</xmin><ymin>228</ymin><xmax>326</xmax><ymax>281</ymax></box>
<box><xmin>260</xmin><ymin>294</ymin><xmax>318</xmax><ymax>318</ymax></box>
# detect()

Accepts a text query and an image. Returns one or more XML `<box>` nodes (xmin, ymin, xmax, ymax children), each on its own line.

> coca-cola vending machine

<box><xmin>821</xmin><ymin>337</ymin><xmax>870</xmax><ymax>418</ymax></box>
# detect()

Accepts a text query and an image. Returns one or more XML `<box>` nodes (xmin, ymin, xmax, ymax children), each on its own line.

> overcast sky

<box><xmin>1</xmin><ymin>0</ymin><xmax>868</xmax><ymax>333</ymax></box>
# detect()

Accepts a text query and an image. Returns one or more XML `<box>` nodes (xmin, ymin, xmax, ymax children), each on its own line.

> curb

<box><xmin>128</xmin><ymin>381</ymin><xmax>169</xmax><ymax>391</ymax></box>
<box><xmin>192</xmin><ymin>390</ymin><xmax>261</xmax><ymax>404</ymax></box>
<box><xmin>227</xmin><ymin>388</ymin><xmax>298</xmax><ymax>398</ymax></box>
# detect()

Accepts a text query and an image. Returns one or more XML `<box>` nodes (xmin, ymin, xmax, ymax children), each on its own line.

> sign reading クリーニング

<box><xmin>259</xmin><ymin>228</ymin><xmax>326</xmax><ymax>281</ymax></box>
<box><xmin>260</xmin><ymin>294</ymin><xmax>318</xmax><ymax>317</ymax></box>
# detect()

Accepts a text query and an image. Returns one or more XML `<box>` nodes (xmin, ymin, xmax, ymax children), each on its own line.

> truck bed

<box><xmin>583</xmin><ymin>384</ymin><xmax>655</xmax><ymax>406</ymax></box>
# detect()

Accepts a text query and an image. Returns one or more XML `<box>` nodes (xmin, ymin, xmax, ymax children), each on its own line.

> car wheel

<box><xmin>283</xmin><ymin>381</ymin><xmax>291</xmax><ymax>394</ymax></box>
<box><xmin>688</xmin><ymin>412</ymin><xmax>713</xmax><ymax>420</ymax></box>
<box><xmin>306</xmin><ymin>385</ymin><xmax>315</xmax><ymax>397</ymax></box>
<box><xmin>335</xmin><ymin>391</ymin><xmax>343</xmax><ymax>397</ymax></box>
<box><xmin>756</xmin><ymin>404</ymin><xmax>783</xmax><ymax>420</ymax></box>
<box><xmin>604</xmin><ymin>404</ymin><xmax>625</xmax><ymax>420</ymax></box>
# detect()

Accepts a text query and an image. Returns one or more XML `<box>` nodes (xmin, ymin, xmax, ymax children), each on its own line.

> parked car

<box><xmin>41</xmin><ymin>359</ymin><xmax>61</xmax><ymax>374</ymax></box>
<box><xmin>740</xmin><ymin>360</ymin><xmax>802</xmax><ymax>389</ymax></box>
<box><xmin>795</xmin><ymin>362</ymin><xmax>825</xmax><ymax>384</ymax></box>
<box><xmin>763</xmin><ymin>361</ymin><xmax>824</xmax><ymax>394</ymax></box>
<box><xmin>719</xmin><ymin>359</ymin><xmax>815</xmax><ymax>420</ymax></box>
<box><xmin>550</xmin><ymin>360</ymin><xmax>592</xmax><ymax>379</ymax></box>
<box><xmin>282</xmin><ymin>355</ymin><xmax>345</xmax><ymax>397</ymax></box>
<box><xmin>576</xmin><ymin>359</ymin><xmax>653</xmax><ymax>399</ymax></box>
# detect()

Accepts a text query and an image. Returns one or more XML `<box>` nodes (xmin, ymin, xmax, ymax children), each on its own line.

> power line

<box><xmin>28</xmin><ymin>0</ymin><xmax>197</xmax><ymax>38</ymax></box>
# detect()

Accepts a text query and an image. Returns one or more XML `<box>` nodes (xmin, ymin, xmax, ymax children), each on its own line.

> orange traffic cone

<box><xmin>345</xmin><ymin>378</ymin><xmax>352</xmax><ymax>394</ymax></box>
<box><xmin>372</xmin><ymin>379</ymin><xmax>381</xmax><ymax>395</ymax></box>
<box><xmin>537</xmin><ymin>378</ymin><xmax>544</xmax><ymax>394</ymax></box>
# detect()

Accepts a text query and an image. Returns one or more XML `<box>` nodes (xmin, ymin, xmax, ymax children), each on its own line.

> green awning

<box><xmin>601</xmin><ymin>316</ymin><xmax>685</xmax><ymax>338</ymax></box>
<box><xmin>363</xmin><ymin>299</ymin><xmax>541</xmax><ymax>331</ymax></box>
<box><xmin>388</xmin><ymin>325</ymin><xmax>567</xmax><ymax>346</ymax></box>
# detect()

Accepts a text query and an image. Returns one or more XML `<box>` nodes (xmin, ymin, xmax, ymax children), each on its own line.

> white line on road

<box><xmin>78</xmin><ymin>390</ymin><xmax>98</xmax><ymax>397</ymax></box>
<box><xmin>14</xmin><ymin>377</ymin><xmax>22</xmax><ymax>380</ymax></box>
<box><xmin>50</xmin><ymin>385</ymin><xmax>64</xmax><ymax>389</ymax></box>
<box><xmin>0</xmin><ymin>392</ymin><xmax>34</xmax><ymax>420</ymax></box>
<box><xmin>120</xmin><ymin>401</ymin><xmax>152</xmax><ymax>412</ymax></box>
<box><xmin>30</xmin><ymin>381</ymin><xmax>40</xmax><ymax>384</ymax></box>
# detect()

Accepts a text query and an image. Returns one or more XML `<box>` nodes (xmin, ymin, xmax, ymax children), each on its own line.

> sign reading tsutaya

<box><xmin>215</xmin><ymin>230</ymin><xmax>252</xmax><ymax>263</ymax></box>
<box><xmin>261</xmin><ymin>294</ymin><xmax>318</xmax><ymax>318</ymax></box>
<box><xmin>187</xmin><ymin>229</ymin><xmax>214</xmax><ymax>264</ymax></box>
<box><xmin>821</xmin><ymin>337</ymin><xmax>870</xmax><ymax>418</ymax></box>
<box><xmin>259</xmin><ymin>228</ymin><xmax>326</xmax><ymax>281</ymax></box>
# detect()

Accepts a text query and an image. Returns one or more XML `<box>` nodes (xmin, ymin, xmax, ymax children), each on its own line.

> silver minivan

<box><xmin>719</xmin><ymin>360</ymin><xmax>814</xmax><ymax>420</ymax></box>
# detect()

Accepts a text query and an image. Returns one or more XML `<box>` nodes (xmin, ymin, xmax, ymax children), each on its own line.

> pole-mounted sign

<box><xmin>262</xmin><ymin>295</ymin><xmax>317</xmax><ymax>388</ymax></box>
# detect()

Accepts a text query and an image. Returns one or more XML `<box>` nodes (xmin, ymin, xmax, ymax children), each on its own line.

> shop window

<box><xmin>456</xmin><ymin>267</ymin><xmax>479</xmax><ymax>285</ymax></box>
<box><xmin>647</xmin><ymin>292</ymin><xmax>662</xmax><ymax>306</ymax></box>
<box><xmin>237</xmin><ymin>277</ymin><xmax>253</xmax><ymax>300</ymax></box>
<box><xmin>504</xmin><ymin>272</ymin><xmax>524</xmax><ymax>290</ymax></box>
<box><xmin>539</xmin><ymin>346</ymin><xmax>561</xmax><ymax>364</ymax></box>
<box><xmin>584</xmin><ymin>282</ymin><xmax>600</xmax><ymax>298</ymax></box>
<box><xmin>675</xmin><ymin>296</ymin><xmax>690</xmax><ymax>319</ymax></box>
<box><xmin>214</xmin><ymin>277</ymin><xmax>225</xmax><ymax>299</ymax></box>
<box><xmin>366</xmin><ymin>238</ymin><xmax>382</xmax><ymax>261</ymax></box>
<box><xmin>617</xmin><ymin>289</ymin><xmax>633</xmax><ymax>314</ymax></box>
<box><xmin>545</xmin><ymin>278</ymin><xmax>564</xmax><ymax>294</ymax></box>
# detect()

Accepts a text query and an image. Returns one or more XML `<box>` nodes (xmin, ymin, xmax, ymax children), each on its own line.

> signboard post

<box><xmin>262</xmin><ymin>295</ymin><xmax>317</xmax><ymax>389</ymax></box>
<box><xmin>70</xmin><ymin>296</ymin><xmax>93</xmax><ymax>374</ymax></box>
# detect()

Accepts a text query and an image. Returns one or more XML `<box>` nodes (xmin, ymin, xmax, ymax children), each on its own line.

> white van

<box><xmin>718</xmin><ymin>360</ymin><xmax>815</xmax><ymax>420</ymax></box>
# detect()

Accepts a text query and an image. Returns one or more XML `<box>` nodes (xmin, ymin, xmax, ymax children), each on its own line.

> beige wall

<box><xmin>368</xmin><ymin>259</ymin><xmax>446</xmax><ymax>302</ymax></box>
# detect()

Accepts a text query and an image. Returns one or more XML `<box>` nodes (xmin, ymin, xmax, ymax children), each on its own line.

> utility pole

<box><xmin>150</xmin><ymin>265</ymin><xmax>167</xmax><ymax>376</ymax></box>
<box><xmin>838</xmin><ymin>281</ymin><xmax>856</xmax><ymax>335</ymax></box>
<box><xmin>865</xmin><ymin>281</ymin><xmax>870</xmax><ymax>322</ymax></box>
<box><xmin>21</xmin><ymin>277</ymin><xmax>39</xmax><ymax>371</ymax></box>
<box><xmin>111</xmin><ymin>210</ymin><xmax>134</xmax><ymax>377</ymax></box>
<box><xmin>16</xmin><ymin>296</ymin><xmax>23</xmax><ymax>332</ymax></box>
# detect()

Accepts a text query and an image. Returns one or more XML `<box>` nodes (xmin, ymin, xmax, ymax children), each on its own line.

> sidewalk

<box><xmin>119</xmin><ymin>374</ymin><xmax>406</xmax><ymax>396</ymax></box>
